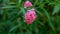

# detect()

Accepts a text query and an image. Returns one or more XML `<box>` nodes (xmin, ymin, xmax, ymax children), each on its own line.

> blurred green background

<box><xmin>0</xmin><ymin>0</ymin><xmax>60</xmax><ymax>34</ymax></box>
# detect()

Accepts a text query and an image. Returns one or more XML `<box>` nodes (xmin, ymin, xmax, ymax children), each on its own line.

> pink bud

<box><xmin>24</xmin><ymin>9</ymin><xmax>36</xmax><ymax>24</ymax></box>
<box><xmin>24</xmin><ymin>1</ymin><xmax>32</xmax><ymax>8</ymax></box>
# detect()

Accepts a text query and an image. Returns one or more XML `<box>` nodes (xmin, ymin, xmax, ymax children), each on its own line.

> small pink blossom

<box><xmin>24</xmin><ymin>9</ymin><xmax>36</xmax><ymax>24</ymax></box>
<box><xmin>24</xmin><ymin>1</ymin><xmax>32</xmax><ymax>8</ymax></box>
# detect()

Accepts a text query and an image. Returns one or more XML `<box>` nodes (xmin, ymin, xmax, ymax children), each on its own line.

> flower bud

<box><xmin>24</xmin><ymin>1</ymin><xmax>32</xmax><ymax>8</ymax></box>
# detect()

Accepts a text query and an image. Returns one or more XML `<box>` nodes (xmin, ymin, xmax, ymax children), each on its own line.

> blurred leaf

<box><xmin>57</xmin><ymin>23</ymin><xmax>60</xmax><ymax>31</ymax></box>
<box><xmin>52</xmin><ymin>4</ymin><xmax>60</xmax><ymax>15</ymax></box>
<box><xmin>34</xmin><ymin>0</ymin><xmax>38</xmax><ymax>6</ymax></box>
<box><xmin>9</xmin><ymin>25</ymin><xmax>19</xmax><ymax>32</ymax></box>
<box><xmin>48</xmin><ymin>2</ymin><xmax>57</xmax><ymax>5</ymax></box>
<box><xmin>37</xmin><ymin>21</ymin><xmax>44</xmax><ymax>26</ymax></box>
<box><xmin>17</xmin><ymin>0</ymin><xmax>22</xmax><ymax>7</ymax></box>
<box><xmin>1</xmin><ymin>6</ymin><xmax>16</xmax><ymax>9</ymax></box>
<box><xmin>18</xmin><ymin>0</ymin><xmax>21</xmax><ymax>4</ymax></box>
<box><xmin>20</xmin><ymin>7</ymin><xmax>25</xmax><ymax>15</ymax></box>
<box><xmin>42</xmin><ymin>8</ymin><xmax>55</xmax><ymax>32</ymax></box>
<box><xmin>0</xmin><ymin>10</ymin><xmax>4</xmax><ymax>15</ymax></box>
<box><xmin>49</xmin><ymin>30</ymin><xmax>56</xmax><ymax>34</ymax></box>
<box><xmin>9</xmin><ymin>2</ymin><xmax>16</xmax><ymax>4</ymax></box>
<box><xmin>36</xmin><ymin>9</ymin><xmax>43</xmax><ymax>16</ymax></box>
<box><xmin>40</xmin><ymin>0</ymin><xmax>44</xmax><ymax>3</ymax></box>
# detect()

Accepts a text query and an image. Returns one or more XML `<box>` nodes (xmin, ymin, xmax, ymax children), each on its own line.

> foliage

<box><xmin>0</xmin><ymin>0</ymin><xmax>60</xmax><ymax>34</ymax></box>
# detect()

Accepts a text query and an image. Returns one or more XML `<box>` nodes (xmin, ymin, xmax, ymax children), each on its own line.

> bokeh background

<box><xmin>0</xmin><ymin>0</ymin><xmax>60</xmax><ymax>34</ymax></box>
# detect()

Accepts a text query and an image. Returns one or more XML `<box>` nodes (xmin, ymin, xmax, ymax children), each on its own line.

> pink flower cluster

<box><xmin>24</xmin><ymin>1</ymin><xmax>32</xmax><ymax>8</ymax></box>
<box><xmin>25</xmin><ymin>9</ymin><xmax>36</xmax><ymax>24</ymax></box>
<box><xmin>24</xmin><ymin>1</ymin><xmax>36</xmax><ymax>24</ymax></box>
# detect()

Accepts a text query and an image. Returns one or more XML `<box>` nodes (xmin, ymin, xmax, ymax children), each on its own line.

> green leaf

<box><xmin>34</xmin><ymin>0</ymin><xmax>38</xmax><ymax>6</ymax></box>
<box><xmin>41</xmin><ymin>8</ymin><xmax>55</xmax><ymax>32</ymax></box>
<box><xmin>1</xmin><ymin>6</ymin><xmax>16</xmax><ymax>9</ymax></box>
<box><xmin>9</xmin><ymin>25</ymin><xmax>19</xmax><ymax>32</ymax></box>
<box><xmin>57</xmin><ymin>22</ymin><xmax>60</xmax><ymax>31</ymax></box>
<box><xmin>0</xmin><ymin>10</ymin><xmax>4</xmax><ymax>15</ymax></box>
<box><xmin>18</xmin><ymin>0</ymin><xmax>21</xmax><ymax>4</ymax></box>
<box><xmin>36</xmin><ymin>9</ymin><xmax>43</xmax><ymax>16</ymax></box>
<box><xmin>9</xmin><ymin>2</ymin><xmax>16</xmax><ymax>4</ymax></box>
<box><xmin>52</xmin><ymin>4</ymin><xmax>60</xmax><ymax>15</ymax></box>
<box><xmin>20</xmin><ymin>7</ymin><xmax>25</xmax><ymax>15</ymax></box>
<box><xmin>17</xmin><ymin>0</ymin><xmax>22</xmax><ymax>7</ymax></box>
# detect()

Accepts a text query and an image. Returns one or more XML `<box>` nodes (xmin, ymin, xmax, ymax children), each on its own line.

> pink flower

<box><xmin>24</xmin><ymin>1</ymin><xmax>32</xmax><ymax>8</ymax></box>
<box><xmin>24</xmin><ymin>9</ymin><xmax>36</xmax><ymax>24</ymax></box>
